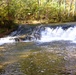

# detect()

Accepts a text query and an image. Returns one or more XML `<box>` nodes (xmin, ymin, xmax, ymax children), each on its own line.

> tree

<box><xmin>68</xmin><ymin>0</ymin><xmax>74</xmax><ymax>17</ymax></box>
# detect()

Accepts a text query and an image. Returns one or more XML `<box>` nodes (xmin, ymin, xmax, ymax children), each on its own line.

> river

<box><xmin>0</xmin><ymin>23</ymin><xmax>76</xmax><ymax>75</ymax></box>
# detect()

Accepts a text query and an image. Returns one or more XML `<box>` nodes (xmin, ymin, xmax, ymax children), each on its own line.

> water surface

<box><xmin>0</xmin><ymin>41</ymin><xmax>76</xmax><ymax>75</ymax></box>
<box><xmin>0</xmin><ymin>23</ymin><xmax>76</xmax><ymax>75</ymax></box>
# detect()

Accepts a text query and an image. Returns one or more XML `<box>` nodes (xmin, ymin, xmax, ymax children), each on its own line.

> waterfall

<box><xmin>0</xmin><ymin>36</ymin><xmax>16</xmax><ymax>45</ymax></box>
<box><xmin>39</xmin><ymin>26</ymin><xmax>76</xmax><ymax>42</ymax></box>
<box><xmin>0</xmin><ymin>24</ymin><xmax>76</xmax><ymax>45</ymax></box>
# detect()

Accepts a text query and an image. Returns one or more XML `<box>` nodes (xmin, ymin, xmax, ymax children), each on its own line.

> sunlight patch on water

<box><xmin>0</xmin><ymin>41</ymin><xmax>76</xmax><ymax>75</ymax></box>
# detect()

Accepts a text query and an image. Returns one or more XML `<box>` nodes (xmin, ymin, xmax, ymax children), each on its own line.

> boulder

<box><xmin>15</xmin><ymin>35</ymin><xmax>26</xmax><ymax>42</ymax></box>
<box><xmin>14</xmin><ymin>34</ymin><xmax>34</xmax><ymax>42</ymax></box>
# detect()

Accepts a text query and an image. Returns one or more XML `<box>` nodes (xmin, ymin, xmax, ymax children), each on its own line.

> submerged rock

<box><xmin>15</xmin><ymin>35</ymin><xmax>26</xmax><ymax>42</ymax></box>
<box><xmin>14</xmin><ymin>25</ymin><xmax>45</xmax><ymax>41</ymax></box>
<box><xmin>14</xmin><ymin>34</ymin><xmax>34</xmax><ymax>42</ymax></box>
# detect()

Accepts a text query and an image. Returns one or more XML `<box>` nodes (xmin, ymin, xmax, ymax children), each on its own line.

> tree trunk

<box><xmin>73</xmin><ymin>0</ymin><xmax>76</xmax><ymax>16</ymax></box>
<box><xmin>58</xmin><ymin>0</ymin><xmax>62</xmax><ymax>22</ymax></box>
<box><xmin>64</xmin><ymin>0</ymin><xmax>66</xmax><ymax>14</ymax></box>
<box><xmin>37</xmin><ymin>0</ymin><xmax>41</xmax><ymax>20</ymax></box>
<box><xmin>68</xmin><ymin>0</ymin><xmax>73</xmax><ymax>17</ymax></box>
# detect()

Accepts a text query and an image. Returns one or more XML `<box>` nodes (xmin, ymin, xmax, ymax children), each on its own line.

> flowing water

<box><xmin>0</xmin><ymin>23</ymin><xmax>76</xmax><ymax>75</ymax></box>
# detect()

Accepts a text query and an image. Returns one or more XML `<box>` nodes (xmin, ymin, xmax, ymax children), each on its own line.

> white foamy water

<box><xmin>0</xmin><ymin>26</ymin><xmax>76</xmax><ymax>45</ymax></box>
<box><xmin>39</xmin><ymin>26</ymin><xmax>76</xmax><ymax>42</ymax></box>
<box><xmin>0</xmin><ymin>36</ymin><xmax>16</xmax><ymax>45</ymax></box>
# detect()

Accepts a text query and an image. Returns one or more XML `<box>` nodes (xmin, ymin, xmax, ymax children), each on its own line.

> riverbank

<box><xmin>0</xmin><ymin>23</ymin><xmax>18</xmax><ymax>38</ymax></box>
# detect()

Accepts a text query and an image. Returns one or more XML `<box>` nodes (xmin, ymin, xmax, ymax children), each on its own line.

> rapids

<box><xmin>0</xmin><ymin>23</ymin><xmax>76</xmax><ymax>45</ymax></box>
<box><xmin>0</xmin><ymin>23</ymin><xmax>76</xmax><ymax>75</ymax></box>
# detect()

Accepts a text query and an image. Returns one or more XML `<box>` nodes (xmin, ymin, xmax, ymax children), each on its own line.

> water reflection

<box><xmin>0</xmin><ymin>42</ymin><xmax>76</xmax><ymax>75</ymax></box>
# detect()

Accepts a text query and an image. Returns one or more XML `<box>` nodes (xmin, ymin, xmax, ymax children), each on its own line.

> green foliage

<box><xmin>0</xmin><ymin>0</ymin><xmax>76</xmax><ymax>25</ymax></box>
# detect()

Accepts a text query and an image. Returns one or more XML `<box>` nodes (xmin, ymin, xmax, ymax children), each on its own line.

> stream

<box><xmin>0</xmin><ymin>23</ymin><xmax>76</xmax><ymax>75</ymax></box>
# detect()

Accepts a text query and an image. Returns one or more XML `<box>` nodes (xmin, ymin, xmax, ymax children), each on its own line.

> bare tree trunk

<box><xmin>7</xmin><ymin>0</ymin><xmax>11</xmax><ymax>21</ymax></box>
<box><xmin>58</xmin><ymin>0</ymin><xmax>62</xmax><ymax>22</ymax></box>
<box><xmin>68</xmin><ymin>0</ymin><xmax>73</xmax><ymax>17</ymax></box>
<box><xmin>37</xmin><ymin>0</ymin><xmax>41</xmax><ymax>20</ymax></box>
<box><xmin>73</xmin><ymin>0</ymin><xmax>76</xmax><ymax>20</ymax></box>
<box><xmin>64</xmin><ymin>0</ymin><xmax>66</xmax><ymax>14</ymax></box>
<box><xmin>73</xmin><ymin>0</ymin><xmax>76</xmax><ymax>16</ymax></box>
<box><xmin>37</xmin><ymin>0</ymin><xmax>41</xmax><ymax>5</ymax></box>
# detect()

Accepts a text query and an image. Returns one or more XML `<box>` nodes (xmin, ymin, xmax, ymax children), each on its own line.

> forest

<box><xmin>0</xmin><ymin>0</ymin><xmax>76</xmax><ymax>36</ymax></box>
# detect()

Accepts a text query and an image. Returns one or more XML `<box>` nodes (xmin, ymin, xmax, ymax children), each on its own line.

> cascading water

<box><xmin>0</xmin><ymin>24</ymin><xmax>76</xmax><ymax>45</ymax></box>
<box><xmin>39</xmin><ymin>26</ymin><xmax>76</xmax><ymax>42</ymax></box>
<box><xmin>0</xmin><ymin>36</ymin><xmax>16</xmax><ymax>45</ymax></box>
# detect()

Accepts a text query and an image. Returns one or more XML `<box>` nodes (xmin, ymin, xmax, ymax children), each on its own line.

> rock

<box><xmin>18</xmin><ymin>35</ymin><xmax>26</xmax><ymax>38</ymax></box>
<box><xmin>14</xmin><ymin>34</ymin><xmax>34</xmax><ymax>42</ymax></box>
<box><xmin>14</xmin><ymin>25</ymin><xmax>45</xmax><ymax>42</ymax></box>
<box><xmin>0</xmin><ymin>64</ymin><xmax>4</xmax><ymax>73</ymax></box>
<box><xmin>15</xmin><ymin>38</ymin><xmax>21</xmax><ymax>42</ymax></box>
<box><xmin>25</xmin><ymin>35</ymin><xmax>34</xmax><ymax>40</ymax></box>
<box><xmin>34</xmin><ymin>33</ymin><xmax>41</xmax><ymax>40</ymax></box>
<box><xmin>15</xmin><ymin>35</ymin><xmax>26</xmax><ymax>42</ymax></box>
